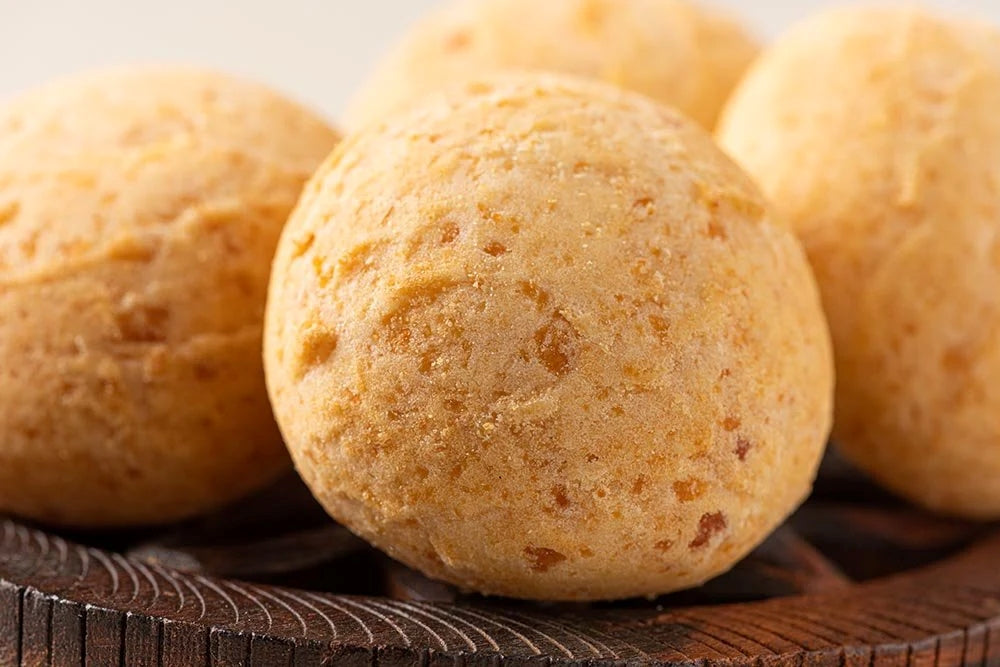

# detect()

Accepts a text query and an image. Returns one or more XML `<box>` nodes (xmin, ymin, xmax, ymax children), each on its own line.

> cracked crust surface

<box><xmin>267</xmin><ymin>75</ymin><xmax>833</xmax><ymax>600</ymax></box>
<box><xmin>344</xmin><ymin>0</ymin><xmax>758</xmax><ymax>131</ymax></box>
<box><xmin>718</xmin><ymin>8</ymin><xmax>1000</xmax><ymax>518</ymax></box>
<box><xmin>0</xmin><ymin>67</ymin><xmax>340</xmax><ymax>527</ymax></box>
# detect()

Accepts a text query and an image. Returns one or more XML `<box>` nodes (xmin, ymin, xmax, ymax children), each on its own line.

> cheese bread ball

<box><xmin>266</xmin><ymin>75</ymin><xmax>833</xmax><ymax>600</ymax></box>
<box><xmin>0</xmin><ymin>67</ymin><xmax>339</xmax><ymax>527</ymax></box>
<box><xmin>344</xmin><ymin>0</ymin><xmax>758</xmax><ymax>130</ymax></box>
<box><xmin>718</xmin><ymin>8</ymin><xmax>1000</xmax><ymax>518</ymax></box>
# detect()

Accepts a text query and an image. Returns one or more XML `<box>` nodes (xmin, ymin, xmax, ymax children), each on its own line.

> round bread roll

<box><xmin>344</xmin><ymin>0</ymin><xmax>759</xmax><ymax>130</ymax></box>
<box><xmin>717</xmin><ymin>8</ymin><xmax>1000</xmax><ymax>518</ymax></box>
<box><xmin>266</xmin><ymin>74</ymin><xmax>833</xmax><ymax>600</ymax></box>
<box><xmin>0</xmin><ymin>67</ymin><xmax>339</xmax><ymax>527</ymax></box>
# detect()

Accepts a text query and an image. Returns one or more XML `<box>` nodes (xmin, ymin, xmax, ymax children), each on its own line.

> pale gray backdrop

<box><xmin>1</xmin><ymin>0</ymin><xmax>999</xmax><ymax>124</ymax></box>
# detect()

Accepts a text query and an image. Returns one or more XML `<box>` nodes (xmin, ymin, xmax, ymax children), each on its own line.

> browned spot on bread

<box><xmin>483</xmin><ymin>241</ymin><xmax>508</xmax><ymax>256</ymax></box>
<box><xmin>654</xmin><ymin>539</ymin><xmax>674</xmax><ymax>552</ymax></box>
<box><xmin>423</xmin><ymin>548</ymin><xmax>445</xmax><ymax>568</ymax></box>
<box><xmin>477</xmin><ymin>202</ymin><xmax>520</xmax><ymax>228</ymax></box>
<box><xmin>518</xmin><ymin>281</ymin><xmax>550</xmax><ymax>309</ymax></box>
<box><xmin>690</xmin><ymin>512</ymin><xmax>727</xmax><ymax>549</ymax></box>
<box><xmin>312</xmin><ymin>255</ymin><xmax>331</xmax><ymax>287</ymax></box>
<box><xmin>722</xmin><ymin>416</ymin><xmax>741</xmax><ymax>432</ymax></box>
<box><xmin>632</xmin><ymin>197</ymin><xmax>656</xmax><ymax>217</ymax></box>
<box><xmin>116</xmin><ymin>299</ymin><xmax>169</xmax><ymax>343</ymax></box>
<box><xmin>0</xmin><ymin>201</ymin><xmax>21</xmax><ymax>225</ymax></box>
<box><xmin>673</xmin><ymin>478</ymin><xmax>705</xmax><ymax>502</ymax></box>
<box><xmin>440</xmin><ymin>223</ymin><xmax>460</xmax><ymax>244</ymax></box>
<box><xmin>735</xmin><ymin>438</ymin><xmax>752</xmax><ymax>461</ymax></box>
<box><xmin>534</xmin><ymin>312</ymin><xmax>577</xmax><ymax>376</ymax></box>
<box><xmin>290</xmin><ymin>232</ymin><xmax>314</xmax><ymax>258</ymax></box>
<box><xmin>632</xmin><ymin>475</ymin><xmax>647</xmax><ymax>495</ymax></box>
<box><xmin>418</xmin><ymin>352</ymin><xmax>435</xmax><ymax>374</ymax></box>
<box><xmin>648</xmin><ymin>314</ymin><xmax>670</xmax><ymax>340</ymax></box>
<box><xmin>524</xmin><ymin>546</ymin><xmax>567</xmax><ymax>572</ymax></box>
<box><xmin>551</xmin><ymin>484</ymin><xmax>571</xmax><ymax>509</ymax></box>
<box><xmin>630</xmin><ymin>258</ymin><xmax>650</xmax><ymax>279</ymax></box>
<box><xmin>107</xmin><ymin>235</ymin><xmax>157</xmax><ymax>262</ymax></box>
<box><xmin>706</xmin><ymin>219</ymin><xmax>728</xmax><ymax>240</ymax></box>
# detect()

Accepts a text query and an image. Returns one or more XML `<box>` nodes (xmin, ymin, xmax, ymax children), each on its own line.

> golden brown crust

<box><xmin>344</xmin><ymin>0</ymin><xmax>758</xmax><ymax>130</ymax></box>
<box><xmin>0</xmin><ymin>67</ymin><xmax>340</xmax><ymax>527</ymax></box>
<box><xmin>718</xmin><ymin>8</ymin><xmax>1000</xmax><ymax>519</ymax></box>
<box><xmin>267</xmin><ymin>74</ymin><xmax>833</xmax><ymax>600</ymax></box>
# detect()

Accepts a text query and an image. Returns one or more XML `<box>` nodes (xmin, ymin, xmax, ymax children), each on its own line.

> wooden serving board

<box><xmin>2</xmin><ymin>454</ymin><xmax>999</xmax><ymax>666</ymax></box>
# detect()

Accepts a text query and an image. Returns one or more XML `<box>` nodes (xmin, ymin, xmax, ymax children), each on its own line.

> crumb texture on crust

<box><xmin>0</xmin><ymin>66</ymin><xmax>340</xmax><ymax>527</ymax></box>
<box><xmin>344</xmin><ymin>0</ymin><xmax>758</xmax><ymax>130</ymax></box>
<box><xmin>718</xmin><ymin>8</ymin><xmax>1000</xmax><ymax>519</ymax></box>
<box><xmin>267</xmin><ymin>74</ymin><xmax>833</xmax><ymax>600</ymax></box>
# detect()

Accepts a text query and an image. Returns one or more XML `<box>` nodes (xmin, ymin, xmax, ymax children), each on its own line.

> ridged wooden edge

<box><xmin>2</xmin><ymin>520</ymin><xmax>1000</xmax><ymax>666</ymax></box>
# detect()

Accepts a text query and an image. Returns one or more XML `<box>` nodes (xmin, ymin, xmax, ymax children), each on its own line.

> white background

<box><xmin>2</xmin><ymin>0</ymin><xmax>999</xmax><ymax>125</ymax></box>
